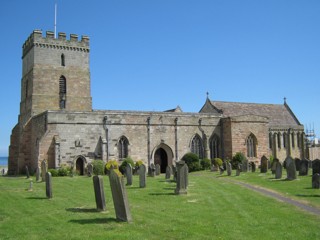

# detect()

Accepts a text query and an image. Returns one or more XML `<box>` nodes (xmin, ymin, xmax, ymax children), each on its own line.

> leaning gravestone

<box><xmin>260</xmin><ymin>156</ymin><xmax>268</xmax><ymax>173</ymax></box>
<box><xmin>148</xmin><ymin>163</ymin><xmax>156</xmax><ymax>177</ymax></box>
<box><xmin>139</xmin><ymin>164</ymin><xmax>146</xmax><ymax>188</ymax></box>
<box><xmin>93</xmin><ymin>175</ymin><xmax>106</xmax><ymax>211</ymax></box>
<box><xmin>126</xmin><ymin>164</ymin><xmax>133</xmax><ymax>186</ymax></box>
<box><xmin>46</xmin><ymin>172</ymin><xmax>52</xmax><ymax>199</ymax></box>
<box><xmin>227</xmin><ymin>162</ymin><xmax>232</xmax><ymax>176</ymax></box>
<box><xmin>41</xmin><ymin>160</ymin><xmax>47</xmax><ymax>182</ymax></box>
<box><xmin>165</xmin><ymin>165</ymin><xmax>171</xmax><ymax>180</ymax></box>
<box><xmin>312</xmin><ymin>173</ymin><xmax>320</xmax><ymax>189</ymax></box>
<box><xmin>155</xmin><ymin>164</ymin><xmax>161</xmax><ymax>176</ymax></box>
<box><xmin>275</xmin><ymin>161</ymin><xmax>282</xmax><ymax>179</ymax></box>
<box><xmin>87</xmin><ymin>163</ymin><xmax>93</xmax><ymax>177</ymax></box>
<box><xmin>312</xmin><ymin>159</ymin><xmax>320</xmax><ymax>175</ymax></box>
<box><xmin>285</xmin><ymin>156</ymin><xmax>297</xmax><ymax>180</ymax></box>
<box><xmin>25</xmin><ymin>165</ymin><xmax>30</xmax><ymax>179</ymax></box>
<box><xmin>175</xmin><ymin>161</ymin><xmax>188</xmax><ymax>195</ymax></box>
<box><xmin>109</xmin><ymin>169</ymin><xmax>132</xmax><ymax>222</ymax></box>
<box><xmin>299</xmin><ymin>159</ymin><xmax>309</xmax><ymax>176</ymax></box>
<box><xmin>36</xmin><ymin>166</ymin><xmax>40</xmax><ymax>182</ymax></box>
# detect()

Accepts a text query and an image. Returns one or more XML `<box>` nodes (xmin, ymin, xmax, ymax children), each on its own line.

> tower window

<box><xmin>61</xmin><ymin>54</ymin><xmax>65</xmax><ymax>66</ymax></box>
<box><xmin>59</xmin><ymin>76</ymin><xmax>66</xmax><ymax>109</ymax></box>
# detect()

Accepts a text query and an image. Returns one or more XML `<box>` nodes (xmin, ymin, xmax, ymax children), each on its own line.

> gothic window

<box><xmin>297</xmin><ymin>132</ymin><xmax>301</xmax><ymax>148</ymax></box>
<box><xmin>118</xmin><ymin>136</ymin><xmax>129</xmax><ymax>160</ymax></box>
<box><xmin>59</xmin><ymin>76</ymin><xmax>66</xmax><ymax>109</ymax></box>
<box><xmin>246</xmin><ymin>133</ymin><xmax>257</xmax><ymax>158</ymax></box>
<box><xmin>191</xmin><ymin>134</ymin><xmax>204</xmax><ymax>159</ymax></box>
<box><xmin>292</xmin><ymin>132</ymin><xmax>295</xmax><ymax>148</ymax></box>
<box><xmin>283</xmin><ymin>133</ymin><xmax>287</xmax><ymax>148</ymax></box>
<box><xmin>61</xmin><ymin>54</ymin><xmax>65</xmax><ymax>66</ymax></box>
<box><xmin>210</xmin><ymin>134</ymin><xmax>220</xmax><ymax>159</ymax></box>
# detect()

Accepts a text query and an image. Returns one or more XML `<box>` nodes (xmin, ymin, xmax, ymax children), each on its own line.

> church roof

<box><xmin>203</xmin><ymin>99</ymin><xmax>302</xmax><ymax>127</ymax></box>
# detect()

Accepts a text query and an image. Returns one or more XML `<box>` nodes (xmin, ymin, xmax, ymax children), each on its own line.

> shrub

<box><xmin>119</xmin><ymin>157</ymin><xmax>135</xmax><ymax>174</ymax></box>
<box><xmin>232</xmin><ymin>152</ymin><xmax>246</xmax><ymax>169</ymax></box>
<box><xmin>105</xmin><ymin>160</ymin><xmax>119</xmax><ymax>174</ymax></box>
<box><xmin>135</xmin><ymin>160</ymin><xmax>144</xmax><ymax>168</ymax></box>
<box><xmin>181</xmin><ymin>152</ymin><xmax>201</xmax><ymax>172</ymax></box>
<box><xmin>200</xmin><ymin>158</ymin><xmax>211</xmax><ymax>170</ymax></box>
<box><xmin>92</xmin><ymin>160</ymin><xmax>105</xmax><ymax>175</ymax></box>
<box><xmin>48</xmin><ymin>168</ymin><xmax>59</xmax><ymax>177</ymax></box>
<box><xmin>213</xmin><ymin>158</ymin><xmax>223</xmax><ymax>167</ymax></box>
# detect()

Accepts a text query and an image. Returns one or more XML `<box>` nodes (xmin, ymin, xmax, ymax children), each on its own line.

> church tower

<box><xmin>20</xmin><ymin>30</ymin><xmax>92</xmax><ymax>125</ymax></box>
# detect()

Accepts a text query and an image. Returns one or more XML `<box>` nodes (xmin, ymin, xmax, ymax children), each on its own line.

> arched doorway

<box><xmin>76</xmin><ymin>157</ymin><xmax>84</xmax><ymax>175</ymax></box>
<box><xmin>154</xmin><ymin>148</ymin><xmax>168</xmax><ymax>173</ymax></box>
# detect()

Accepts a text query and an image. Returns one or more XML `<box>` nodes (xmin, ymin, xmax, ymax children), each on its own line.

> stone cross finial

<box><xmin>284</xmin><ymin>97</ymin><xmax>287</xmax><ymax>104</ymax></box>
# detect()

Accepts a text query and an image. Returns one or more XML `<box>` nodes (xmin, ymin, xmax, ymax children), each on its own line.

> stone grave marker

<box><xmin>312</xmin><ymin>173</ymin><xmax>320</xmax><ymax>189</ymax></box>
<box><xmin>139</xmin><ymin>164</ymin><xmax>146</xmax><ymax>188</ymax></box>
<box><xmin>236</xmin><ymin>164</ymin><xmax>241</xmax><ymax>176</ymax></box>
<box><xmin>46</xmin><ymin>172</ymin><xmax>52</xmax><ymax>199</ymax></box>
<box><xmin>109</xmin><ymin>169</ymin><xmax>132</xmax><ymax>222</ymax></box>
<box><xmin>275</xmin><ymin>161</ymin><xmax>282</xmax><ymax>179</ymax></box>
<box><xmin>172</xmin><ymin>165</ymin><xmax>177</xmax><ymax>182</ymax></box>
<box><xmin>93</xmin><ymin>175</ymin><xmax>106</xmax><ymax>211</ymax></box>
<box><xmin>175</xmin><ymin>161</ymin><xmax>188</xmax><ymax>195</ymax></box>
<box><xmin>250</xmin><ymin>162</ymin><xmax>256</xmax><ymax>173</ymax></box>
<box><xmin>295</xmin><ymin>158</ymin><xmax>301</xmax><ymax>171</ymax></box>
<box><xmin>242</xmin><ymin>160</ymin><xmax>248</xmax><ymax>172</ymax></box>
<box><xmin>299</xmin><ymin>159</ymin><xmax>309</xmax><ymax>176</ymax></box>
<box><xmin>285</xmin><ymin>156</ymin><xmax>297</xmax><ymax>180</ymax></box>
<box><xmin>312</xmin><ymin>159</ymin><xmax>320</xmax><ymax>175</ymax></box>
<box><xmin>260</xmin><ymin>156</ymin><xmax>268</xmax><ymax>173</ymax></box>
<box><xmin>87</xmin><ymin>163</ymin><xmax>93</xmax><ymax>177</ymax></box>
<box><xmin>126</xmin><ymin>164</ymin><xmax>133</xmax><ymax>186</ymax></box>
<box><xmin>36</xmin><ymin>166</ymin><xmax>40</xmax><ymax>182</ymax></box>
<box><xmin>25</xmin><ymin>165</ymin><xmax>30</xmax><ymax>179</ymax></box>
<box><xmin>165</xmin><ymin>165</ymin><xmax>171</xmax><ymax>180</ymax></box>
<box><xmin>271</xmin><ymin>159</ymin><xmax>278</xmax><ymax>174</ymax></box>
<box><xmin>227</xmin><ymin>162</ymin><xmax>232</xmax><ymax>176</ymax></box>
<box><xmin>41</xmin><ymin>160</ymin><xmax>47</xmax><ymax>182</ymax></box>
<box><xmin>148</xmin><ymin>163</ymin><xmax>156</xmax><ymax>177</ymax></box>
<box><xmin>28</xmin><ymin>181</ymin><xmax>33</xmax><ymax>191</ymax></box>
<box><xmin>155</xmin><ymin>164</ymin><xmax>161</xmax><ymax>176</ymax></box>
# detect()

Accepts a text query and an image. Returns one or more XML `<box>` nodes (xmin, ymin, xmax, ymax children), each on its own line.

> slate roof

<box><xmin>209</xmin><ymin>100</ymin><xmax>301</xmax><ymax>127</ymax></box>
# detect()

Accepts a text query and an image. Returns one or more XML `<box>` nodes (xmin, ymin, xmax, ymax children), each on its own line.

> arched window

<box><xmin>277</xmin><ymin>133</ymin><xmax>281</xmax><ymax>149</ymax></box>
<box><xmin>210</xmin><ymin>134</ymin><xmax>220</xmax><ymax>159</ymax></box>
<box><xmin>191</xmin><ymin>134</ymin><xmax>204</xmax><ymax>159</ymax></box>
<box><xmin>118</xmin><ymin>136</ymin><xmax>129</xmax><ymax>160</ymax></box>
<box><xmin>291</xmin><ymin>132</ymin><xmax>295</xmax><ymax>148</ymax></box>
<box><xmin>246</xmin><ymin>133</ymin><xmax>257</xmax><ymax>158</ymax></box>
<box><xmin>59</xmin><ymin>76</ymin><xmax>66</xmax><ymax>109</ymax></box>
<box><xmin>297</xmin><ymin>132</ymin><xmax>301</xmax><ymax>148</ymax></box>
<box><xmin>61</xmin><ymin>54</ymin><xmax>65</xmax><ymax>66</ymax></box>
<box><xmin>283</xmin><ymin>133</ymin><xmax>287</xmax><ymax>148</ymax></box>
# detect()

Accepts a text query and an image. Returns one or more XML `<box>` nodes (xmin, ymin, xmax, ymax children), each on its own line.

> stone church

<box><xmin>8</xmin><ymin>30</ymin><xmax>305</xmax><ymax>175</ymax></box>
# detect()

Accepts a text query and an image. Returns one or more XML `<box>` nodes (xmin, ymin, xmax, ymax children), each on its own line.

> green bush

<box><xmin>232</xmin><ymin>152</ymin><xmax>246</xmax><ymax>169</ymax></box>
<box><xmin>135</xmin><ymin>160</ymin><xmax>144</xmax><ymax>167</ymax></box>
<box><xmin>200</xmin><ymin>158</ymin><xmax>211</xmax><ymax>170</ymax></box>
<box><xmin>213</xmin><ymin>158</ymin><xmax>223</xmax><ymax>167</ymax></box>
<box><xmin>92</xmin><ymin>160</ymin><xmax>105</xmax><ymax>175</ymax></box>
<box><xmin>48</xmin><ymin>169</ymin><xmax>59</xmax><ymax>177</ymax></box>
<box><xmin>105</xmin><ymin>160</ymin><xmax>119</xmax><ymax>174</ymax></box>
<box><xmin>58</xmin><ymin>167</ymin><xmax>69</xmax><ymax>176</ymax></box>
<box><xmin>182</xmin><ymin>152</ymin><xmax>201</xmax><ymax>172</ymax></box>
<box><xmin>119</xmin><ymin>157</ymin><xmax>135</xmax><ymax>174</ymax></box>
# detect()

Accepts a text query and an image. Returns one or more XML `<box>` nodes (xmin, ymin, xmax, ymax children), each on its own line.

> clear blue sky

<box><xmin>1</xmin><ymin>0</ymin><xmax>320</xmax><ymax>157</ymax></box>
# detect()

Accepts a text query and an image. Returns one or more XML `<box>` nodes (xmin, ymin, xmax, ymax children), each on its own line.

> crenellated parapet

<box><xmin>22</xmin><ymin>29</ymin><xmax>90</xmax><ymax>58</ymax></box>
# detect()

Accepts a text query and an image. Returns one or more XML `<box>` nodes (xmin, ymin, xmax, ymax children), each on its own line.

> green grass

<box><xmin>1</xmin><ymin>171</ymin><xmax>320</xmax><ymax>240</ymax></box>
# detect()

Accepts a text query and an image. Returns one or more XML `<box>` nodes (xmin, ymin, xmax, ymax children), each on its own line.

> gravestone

<box><xmin>236</xmin><ymin>164</ymin><xmax>241</xmax><ymax>176</ymax></box>
<box><xmin>227</xmin><ymin>162</ymin><xmax>232</xmax><ymax>176</ymax></box>
<box><xmin>312</xmin><ymin>173</ymin><xmax>320</xmax><ymax>189</ymax></box>
<box><xmin>126</xmin><ymin>164</ymin><xmax>133</xmax><ymax>186</ymax></box>
<box><xmin>312</xmin><ymin>159</ymin><xmax>320</xmax><ymax>175</ymax></box>
<box><xmin>87</xmin><ymin>163</ymin><xmax>93</xmax><ymax>177</ymax></box>
<box><xmin>46</xmin><ymin>172</ymin><xmax>52</xmax><ymax>199</ymax></box>
<box><xmin>175</xmin><ymin>161</ymin><xmax>188</xmax><ymax>195</ymax></box>
<box><xmin>93</xmin><ymin>175</ymin><xmax>106</xmax><ymax>211</ymax></box>
<box><xmin>295</xmin><ymin>158</ymin><xmax>301</xmax><ymax>171</ymax></box>
<box><xmin>275</xmin><ymin>161</ymin><xmax>282</xmax><ymax>179</ymax></box>
<box><xmin>285</xmin><ymin>156</ymin><xmax>297</xmax><ymax>180</ymax></box>
<box><xmin>155</xmin><ymin>164</ymin><xmax>161</xmax><ymax>176</ymax></box>
<box><xmin>172</xmin><ymin>165</ymin><xmax>177</xmax><ymax>182</ymax></box>
<box><xmin>25</xmin><ymin>165</ymin><xmax>30</xmax><ymax>179</ymax></box>
<box><xmin>242</xmin><ymin>160</ymin><xmax>248</xmax><ymax>172</ymax></box>
<box><xmin>219</xmin><ymin>166</ymin><xmax>224</xmax><ymax>175</ymax></box>
<box><xmin>109</xmin><ymin>169</ymin><xmax>132</xmax><ymax>222</ymax></box>
<box><xmin>36</xmin><ymin>167</ymin><xmax>40</xmax><ymax>182</ymax></box>
<box><xmin>271</xmin><ymin>159</ymin><xmax>278</xmax><ymax>174</ymax></box>
<box><xmin>165</xmin><ymin>165</ymin><xmax>171</xmax><ymax>180</ymax></box>
<box><xmin>41</xmin><ymin>160</ymin><xmax>47</xmax><ymax>182</ymax></box>
<box><xmin>139</xmin><ymin>164</ymin><xmax>146</xmax><ymax>188</ymax></box>
<box><xmin>148</xmin><ymin>163</ymin><xmax>156</xmax><ymax>177</ymax></box>
<box><xmin>250</xmin><ymin>162</ymin><xmax>256</xmax><ymax>173</ymax></box>
<box><xmin>260</xmin><ymin>156</ymin><xmax>268</xmax><ymax>173</ymax></box>
<box><xmin>28</xmin><ymin>181</ymin><xmax>33</xmax><ymax>191</ymax></box>
<box><xmin>299</xmin><ymin>159</ymin><xmax>309</xmax><ymax>176</ymax></box>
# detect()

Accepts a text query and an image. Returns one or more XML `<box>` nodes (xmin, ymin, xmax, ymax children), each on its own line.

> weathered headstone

<box><xmin>312</xmin><ymin>159</ymin><xmax>320</xmax><ymax>175</ymax></box>
<box><xmin>260</xmin><ymin>156</ymin><xmax>268</xmax><ymax>173</ymax></box>
<box><xmin>219</xmin><ymin>166</ymin><xmax>224</xmax><ymax>175</ymax></box>
<box><xmin>275</xmin><ymin>161</ymin><xmax>282</xmax><ymax>179</ymax></box>
<box><xmin>250</xmin><ymin>162</ymin><xmax>256</xmax><ymax>173</ymax></box>
<box><xmin>25</xmin><ymin>165</ymin><xmax>30</xmax><ymax>179</ymax></box>
<box><xmin>139</xmin><ymin>164</ymin><xmax>146</xmax><ymax>188</ymax></box>
<box><xmin>155</xmin><ymin>164</ymin><xmax>161</xmax><ymax>176</ymax></box>
<box><xmin>172</xmin><ymin>165</ymin><xmax>177</xmax><ymax>182</ymax></box>
<box><xmin>46</xmin><ymin>172</ymin><xmax>52</xmax><ymax>199</ymax></box>
<box><xmin>165</xmin><ymin>165</ymin><xmax>171</xmax><ymax>180</ymax></box>
<box><xmin>28</xmin><ymin>181</ymin><xmax>33</xmax><ymax>191</ymax></box>
<box><xmin>312</xmin><ymin>173</ymin><xmax>320</xmax><ymax>189</ymax></box>
<box><xmin>126</xmin><ymin>164</ymin><xmax>133</xmax><ymax>186</ymax></box>
<box><xmin>175</xmin><ymin>161</ymin><xmax>188</xmax><ymax>195</ymax></box>
<box><xmin>285</xmin><ymin>156</ymin><xmax>297</xmax><ymax>180</ymax></box>
<box><xmin>226</xmin><ymin>162</ymin><xmax>232</xmax><ymax>176</ymax></box>
<box><xmin>299</xmin><ymin>159</ymin><xmax>309</xmax><ymax>176</ymax></box>
<box><xmin>41</xmin><ymin>160</ymin><xmax>47</xmax><ymax>182</ymax></box>
<box><xmin>36</xmin><ymin>166</ymin><xmax>40</xmax><ymax>182</ymax></box>
<box><xmin>242</xmin><ymin>160</ymin><xmax>248</xmax><ymax>172</ymax></box>
<box><xmin>148</xmin><ymin>163</ymin><xmax>156</xmax><ymax>177</ymax></box>
<box><xmin>93</xmin><ymin>175</ymin><xmax>106</xmax><ymax>211</ymax></box>
<box><xmin>295</xmin><ymin>158</ymin><xmax>301</xmax><ymax>171</ymax></box>
<box><xmin>236</xmin><ymin>164</ymin><xmax>241</xmax><ymax>176</ymax></box>
<box><xmin>271</xmin><ymin>159</ymin><xmax>278</xmax><ymax>174</ymax></box>
<box><xmin>109</xmin><ymin>169</ymin><xmax>132</xmax><ymax>222</ymax></box>
<box><xmin>87</xmin><ymin>163</ymin><xmax>93</xmax><ymax>177</ymax></box>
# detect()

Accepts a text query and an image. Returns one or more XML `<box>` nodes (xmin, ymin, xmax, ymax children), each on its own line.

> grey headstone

<box><xmin>25</xmin><ymin>165</ymin><xmax>30</xmax><ymax>179</ymax></box>
<box><xmin>260</xmin><ymin>156</ymin><xmax>268</xmax><ymax>173</ymax></box>
<box><xmin>36</xmin><ymin>167</ymin><xmax>40</xmax><ymax>182</ymax></box>
<box><xmin>271</xmin><ymin>159</ymin><xmax>278</xmax><ymax>174</ymax></box>
<box><xmin>285</xmin><ymin>156</ymin><xmax>297</xmax><ymax>180</ymax></box>
<box><xmin>87</xmin><ymin>163</ymin><xmax>93</xmax><ymax>177</ymax></box>
<box><xmin>295</xmin><ymin>158</ymin><xmax>301</xmax><ymax>171</ymax></box>
<box><xmin>236</xmin><ymin>164</ymin><xmax>241</xmax><ymax>176</ymax></box>
<box><xmin>227</xmin><ymin>162</ymin><xmax>232</xmax><ymax>176</ymax></box>
<box><xmin>165</xmin><ymin>165</ymin><xmax>171</xmax><ymax>180</ymax></box>
<box><xmin>148</xmin><ymin>163</ymin><xmax>156</xmax><ymax>177</ymax></box>
<box><xmin>139</xmin><ymin>164</ymin><xmax>146</xmax><ymax>188</ymax></box>
<box><xmin>172</xmin><ymin>165</ymin><xmax>177</xmax><ymax>182</ymax></box>
<box><xmin>155</xmin><ymin>164</ymin><xmax>161</xmax><ymax>176</ymax></box>
<box><xmin>312</xmin><ymin>173</ymin><xmax>320</xmax><ymax>189</ymax></box>
<box><xmin>93</xmin><ymin>175</ymin><xmax>106</xmax><ymax>211</ymax></box>
<box><xmin>28</xmin><ymin>181</ymin><xmax>33</xmax><ymax>191</ymax></box>
<box><xmin>41</xmin><ymin>160</ymin><xmax>47</xmax><ymax>182</ymax></box>
<box><xmin>275</xmin><ymin>161</ymin><xmax>282</xmax><ymax>179</ymax></box>
<box><xmin>242</xmin><ymin>160</ymin><xmax>248</xmax><ymax>172</ymax></box>
<box><xmin>299</xmin><ymin>159</ymin><xmax>309</xmax><ymax>176</ymax></box>
<box><xmin>126</xmin><ymin>164</ymin><xmax>133</xmax><ymax>186</ymax></box>
<box><xmin>109</xmin><ymin>169</ymin><xmax>132</xmax><ymax>222</ymax></box>
<box><xmin>46</xmin><ymin>172</ymin><xmax>52</xmax><ymax>199</ymax></box>
<box><xmin>175</xmin><ymin>161</ymin><xmax>188</xmax><ymax>195</ymax></box>
<box><xmin>312</xmin><ymin>159</ymin><xmax>320</xmax><ymax>175</ymax></box>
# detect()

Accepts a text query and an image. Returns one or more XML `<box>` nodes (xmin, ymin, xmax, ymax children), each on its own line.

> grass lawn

<box><xmin>1</xmin><ymin>171</ymin><xmax>320</xmax><ymax>240</ymax></box>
